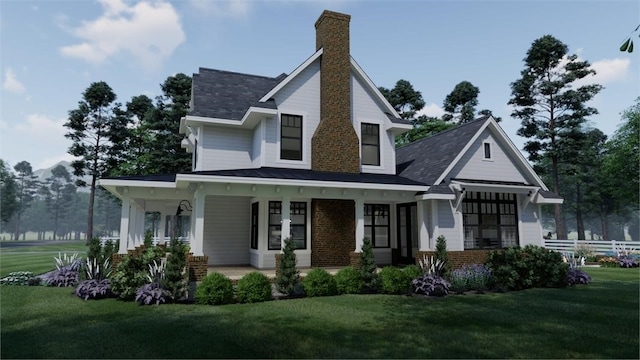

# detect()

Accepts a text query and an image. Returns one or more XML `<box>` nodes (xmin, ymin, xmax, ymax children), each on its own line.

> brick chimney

<box><xmin>311</xmin><ymin>10</ymin><xmax>360</xmax><ymax>173</ymax></box>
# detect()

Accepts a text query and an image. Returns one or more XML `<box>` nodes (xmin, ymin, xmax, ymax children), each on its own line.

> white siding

<box><xmin>352</xmin><ymin>74</ymin><xmax>396</xmax><ymax>175</ymax></box>
<box><xmin>448</xmin><ymin>130</ymin><xmax>529</xmax><ymax>183</ymax></box>
<box><xmin>437</xmin><ymin>200</ymin><xmax>464</xmax><ymax>251</ymax></box>
<box><xmin>200</xmin><ymin>126</ymin><xmax>253</xmax><ymax>171</ymax></box>
<box><xmin>518</xmin><ymin>198</ymin><xmax>544</xmax><ymax>247</ymax></box>
<box><xmin>264</xmin><ymin>61</ymin><xmax>320</xmax><ymax>169</ymax></box>
<box><xmin>251</xmin><ymin>121</ymin><xmax>265</xmax><ymax>168</ymax></box>
<box><xmin>203</xmin><ymin>196</ymin><xmax>251</xmax><ymax>265</ymax></box>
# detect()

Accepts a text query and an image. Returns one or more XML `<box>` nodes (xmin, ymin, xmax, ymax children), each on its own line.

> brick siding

<box><xmin>311</xmin><ymin>199</ymin><xmax>355</xmax><ymax>267</ymax></box>
<box><xmin>415</xmin><ymin>250</ymin><xmax>493</xmax><ymax>269</ymax></box>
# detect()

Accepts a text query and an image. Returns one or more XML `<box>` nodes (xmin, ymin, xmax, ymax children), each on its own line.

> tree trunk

<box><xmin>600</xmin><ymin>210</ymin><xmax>609</xmax><ymax>240</ymax></box>
<box><xmin>13</xmin><ymin>211</ymin><xmax>21</xmax><ymax>242</ymax></box>
<box><xmin>576</xmin><ymin>182</ymin><xmax>585</xmax><ymax>240</ymax></box>
<box><xmin>552</xmin><ymin>161</ymin><xmax>566</xmax><ymax>239</ymax></box>
<box><xmin>87</xmin><ymin>153</ymin><xmax>99</xmax><ymax>244</ymax></box>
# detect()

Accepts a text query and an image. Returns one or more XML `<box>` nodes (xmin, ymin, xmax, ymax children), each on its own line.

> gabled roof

<box><xmin>396</xmin><ymin>117</ymin><xmax>487</xmax><ymax>185</ymax></box>
<box><xmin>189</xmin><ymin>68</ymin><xmax>286</xmax><ymax>120</ymax></box>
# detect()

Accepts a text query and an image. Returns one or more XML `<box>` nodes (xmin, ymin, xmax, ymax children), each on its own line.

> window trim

<box><xmin>483</xmin><ymin>141</ymin><xmax>492</xmax><ymax>160</ymax></box>
<box><xmin>462</xmin><ymin>192</ymin><xmax>518</xmax><ymax>250</ymax></box>
<box><xmin>361</xmin><ymin>122</ymin><xmax>381</xmax><ymax>166</ymax></box>
<box><xmin>250</xmin><ymin>202</ymin><xmax>259</xmax><ymax>250</ymax></box>
<box><xmin>364</xmin><ymin>203</ymin><xmax>391</xmax><ymax>248</ymax></box>
<box><xmin>279</xmin><ymin>113</ymin><xmax>303</xmax><ymax>161</ymax></box>
<box><xmin>267</xmin><ymin>200</ymin><xmax>307</xmax><ymax>251</ymax></box>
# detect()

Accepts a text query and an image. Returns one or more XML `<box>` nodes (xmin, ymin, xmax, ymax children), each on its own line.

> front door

<box><xmin>397</xmin><ymin>203</ymin><xmax>417</xmax><ymax>264</ymax></box>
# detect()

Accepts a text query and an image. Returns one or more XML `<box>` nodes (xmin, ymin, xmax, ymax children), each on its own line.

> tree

<box><xmin>276</xmin><ymin>237</ymin><xmax>300</xmax><ymax>296</ymax></box>
<box><xmin>443</xmin><ymin>81</ymin><xmax>480</xmax><ymax>124</ymax></box>
<box><xmin>620</xmin><ymin>24</ymin><xmax>639</xmax><ymax>53</ymax></box>
<box><xmin>395</xmin><ymin>116</ymin><xmax>456</xmax><ymax>147</ymax></box>
<box><xmin>478</xmin><ymin>109</ymin><xmax>502</xmax><ymax>122</ymax></box>
<box><xmin>12</xmin><ymin>161</ymin><xmax>39</xmax><ymax>240</ymax></box>
<box><xmin>64</xmin><ymin>81</ymin><xmax>128</xmax><ymax>241</ymax></box>
<box><xmin>508</xmin><ymin>35</ymin><xmax>603</xmax><ymax>240</ymax></box>
<box><xmin>378</xmin><ymin>79</ymin><xmax>425</xmax><ymax>119</ymax></box>
<box><xmin>0</xmin><ymin>160</ymin><xmax>18</xmax><ymax>231</ymax></box>
<box><xmin>41</xmin><ymin>165</ymin><xmax>76</xmax><ymax>240</ymax></box>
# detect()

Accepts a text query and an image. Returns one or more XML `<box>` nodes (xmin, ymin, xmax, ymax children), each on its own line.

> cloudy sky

<box><xmin>1</xmin><ymin>0</ymin><xmax>637</xmax><ymax>171</ymax></box>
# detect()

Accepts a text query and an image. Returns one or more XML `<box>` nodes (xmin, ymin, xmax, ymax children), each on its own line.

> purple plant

<box><xmin>75</xmin><ymin>279</ymin><xmax>112</xmax><ymax>300</ymax></box>
<box><xmin>448</xmin><ymin>264</ymin><xmax>492</xmax><ymax>293</ymax></box>
<box><xmin>618</xmin><ymin>256</ymin><xmax>639</xmax><ymax>268</ymax></box>
<box><xmin>135</xmin><ymin>283</ymin><xmax>170</xmax><ymax>305</ymax></box>
<box><xmin>412</xmin><ymin>274</ymin><xmax>450</xmax><ymax>297</ymax></box>
<box><xmin>45</xmin><ymin>268</ymin><xmax>79</xmax><ymax>287</ymax></box>
<box><xmin>566</xmin><ymin>268</ymin><xmax>591</xmax><ymax>286</ymax></box>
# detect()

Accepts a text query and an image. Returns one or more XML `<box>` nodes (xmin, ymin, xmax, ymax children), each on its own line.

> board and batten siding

<box><xmin>203</xmin><ymin>196</ymin><xmax>251</xmax><ymax>266</ymax></box>
<box><xmin>448</xmin><ymin>130</ymin><xmax>529</xmax><ymax>183</ymax></box>
<box><xmin>436</xmin><ymin>200</ymin><xmax>463</xmax><ymax>251</ymax></box>
<box><xmin>263</xmin><ymin>61</ymin><xmax>320</xmax><ymax>170</ymax></box>
<box><xmin>518</xmin><ymin>199</ymin><xmax>544</xmax><ymax>247</ymax></box>
<box><xmin>351</xmin><ymin>74</ymin><xmax>396</xmax><ymax>175</ymax></box>
<box><xmin>200</xmin><ymin>125</ymin><xmax>253</xmax><ymax>171</ymax></box>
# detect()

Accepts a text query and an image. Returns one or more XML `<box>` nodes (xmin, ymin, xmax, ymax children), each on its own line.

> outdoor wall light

<box><xmin>176</xmin><ymin>200</ymin><xmax>193</xmax><ymax>216</ymax></box>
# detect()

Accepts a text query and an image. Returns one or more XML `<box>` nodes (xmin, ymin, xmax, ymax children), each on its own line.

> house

<box><xmin>99</xmin><ymin>10</ymin><xmax>562</xmax><ymax>278</ymax></box>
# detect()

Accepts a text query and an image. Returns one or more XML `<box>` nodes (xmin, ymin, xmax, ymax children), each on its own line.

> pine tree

<box><xmin>162</xmin><ymin>237</ymin><xmax>188</xmax><ymax>302</ymax></box>
<box><xmin>276</xmin><ymin>237</ymin><xmax>300</xmax><ymax>296</ymax></box>
<box><xmin>435</xmin><ymin>235</ymin><xmax>450</xmax><ymax>276</ymax></box>
<box><xmin>359</xmin><ymin>237</ymin><xmax>379</xmax><ymax>293</ymax></box>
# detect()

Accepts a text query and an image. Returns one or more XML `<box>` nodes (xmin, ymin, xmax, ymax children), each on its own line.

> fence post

<box><xmin>612</xmin><ymin>240</ymin><xmax>617</xmax><ymax>254</ymax></box>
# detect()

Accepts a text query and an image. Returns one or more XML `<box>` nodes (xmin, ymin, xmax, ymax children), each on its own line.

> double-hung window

<box><xmin>281</xmin><ymin>114</ymin><xmax>303</xmax><ymax>160</ymax></box>
<box><xmin>268</xmin><ymin>201</ymin><xmax>307</xmax><ymax>250</ymax></box>
<box><xmin>361</xmin><ymin>123</ymin><xmax>380</xmax><ymax>166</ymax></box>
<box><xmin>364</xmin><ymin>204</ymin><xmax>390</xmax><ymax>248</ymax></box>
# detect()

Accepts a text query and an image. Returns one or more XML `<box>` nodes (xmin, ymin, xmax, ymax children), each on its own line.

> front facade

<box><xmin>99</xmin><ymin>10</ymin><xmax>562</xmax><ymax>271</ymax></box>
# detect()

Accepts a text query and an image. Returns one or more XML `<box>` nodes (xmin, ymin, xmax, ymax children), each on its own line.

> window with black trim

<box><xmin>361</xmin><ymin>123</ymin><xmax>380</xmax><ymax>166</ymax></box>
<box><xmin>364</xmin><ymin>204</ymin><xmax>390</xmax><ymax>248</ymax></box>
<box><xmin>268</xmin><ymin>201</ymin><xmax>307</xmax><ymax>250</ymax></box>
<box><xmin>462</xmin><ymin>192</ymin><xmax>518</xmax><ymax>250</ymax></box>
<box><xmin>483</xmin><ymin>142</ymin><xmax>492</xmax><ymax>159</ymax></box>
<box><xmin>250</xmin><ymin>202</ymin><xmax>259</xmax><ymax>249</ymax></box>
<box><xmin>281</xmin><ymin>114</ymin><xmax>302</xmax><ymax>160</ymax></box>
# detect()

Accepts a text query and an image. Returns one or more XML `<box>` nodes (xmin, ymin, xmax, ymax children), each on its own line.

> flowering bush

<box><xmin>598</xmin><ymin>257</ymin><xmax>619</xmax><ymax>268</ymax></box>
<box><xmin>447</xmin><ymin>264</ymin><xmax>492</xmax><ymax>293</ymax></box>
<box><xmin>566</xmin><ymin>268</ymin><xmax>591</xmax><ymax>286</ymax></box>
<box><xmin>75</xmin><ymin>279</ymin><xmax>112</xmax><ymax>300</ymax></box>
<box><xmin>412</xmin><ymin>274</ymin><xmax>450</xmax><ymax>297</ymax></box>
<box><xmin>618</xmin><ymin>256</ymin><xmax>639</xmax><ymax>268</ymax></box>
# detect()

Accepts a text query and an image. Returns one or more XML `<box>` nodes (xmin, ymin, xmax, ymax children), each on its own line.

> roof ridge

<box><xmin>397</xmin><ymin>116</ymin><xmax>488</xmax><ymax>150</ymax></box>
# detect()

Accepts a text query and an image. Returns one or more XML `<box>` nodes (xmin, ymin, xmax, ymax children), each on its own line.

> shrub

<box><xmin>435</xmin><ymin>235</ymin><xmax>451</xmax><ymax>276</ymax></box>
<box><xmin>412</xmin><ymin>274</ymin><xmax>450</xmax><ymax>297</ymax></box>
<box><xmin>162</xmin><ymin>238</ymin><xmax>188</xmax><ymax>302</ymax></box>
<box><xmin>195</xmin><ymin>272</ymin><xmax>234</xmax><ymax>305</ymax></box>
<box><xmin>111</xmin><ymin>247</ymin><xmax>165</xmax><ymax>300</ymax></box>
<box><xmin>574</xmin><ymin>243</ymin><xmax>596</xmax><ymax>260</ymax></box>
<box><xmin>46</xmin><ymin>268</ymin><xmax>79</xmax><ymax>287</ymax></box>
<box><xmin>75</xmin><ymin>279</ymin><xmax>112</xmax><ymax>300</ymax></box>
<box><xmin>402</xmin><ymin>264</ymin><xmax>424</xmax><ymax>280</ymax></box>
<box><xmin>135</xmin><ymin>283</ymin><xmax>170</xmax><ymax>305</ymax></box>
<box><xmin>599</xmin><ymin>256</ymin><xmax>619</xmax><ymax>268</ymax></box>
<box><xmin>418</xmin><ymin>254</ymin><xmax>446</xmax><ymax>277</ymax></box>
<box><xmin>0</xmin><ymin>271</ymin><xmax>37</xmax><ymax>286</ymax></box>
<box><xmin>334</xmin><ymin>267</ymin><xmax>363</xmax><ymax>294</ymax></box>
<box><xmin>276</xmin><ymin>237</ymin><xmax>301</xmax><ymax>296</ymax></box>
<box><xmin>236</xmin><ymin>272</ymin><xmax>272</xmax><ymax>303</ymax></box>
<box><xmin>359</xmin><ymin>237</ymin><xmax>380</xmax><ymax>293</ymax></box>
<box><xmin>447</xmin><ymin>264</ymin><xmax>492</xmax><ymax>294</ymax></box>
<box><xmin>619</xmin><ymin>256</ymin><xmax>639</xmax><ymax>268</ymax></box>
<box><xmin>143</xmin><ymin>230</ymin><xmax>153</xmax><ymax>248</ymax></box>
<box><xmin>378</xmin><ymin>266</ymin><xmax>410</xmax><ymax>295</ymax></box>
<box><xmin>485</xmin><ymin>245</ymin><xmax>568</xmax><ymax>290</ymax></box>
<box><xmin>303</xmin><ymin>268</ymin><xmax>337</xmax><ymax>297</ymax></box>
<box><xmin>566</xmin><ymin>268</ymin><xmax>591</xmax><ymax>286</ymax></box>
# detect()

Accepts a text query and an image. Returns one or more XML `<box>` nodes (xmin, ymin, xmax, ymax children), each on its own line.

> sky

<box><xmin>1</xmin><ymin>0</ymin><xmax>638</xmax><ymax>171</ymax></box>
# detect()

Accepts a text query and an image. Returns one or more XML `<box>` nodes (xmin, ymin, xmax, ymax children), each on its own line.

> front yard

<box><xmin>1</xmin><ymin>267</ymin><xmax>638</xmax><ymax>359</ymax></box>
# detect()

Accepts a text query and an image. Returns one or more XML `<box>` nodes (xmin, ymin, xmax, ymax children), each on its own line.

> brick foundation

<box><xmin>311</xmin><ymin>199</ymin><xmax>355</xmax><ymax>267</ymax></box>
<box><xmin>187</xmin><ymin>255</ymin><xmax>209</xmax><ymax>282</ymax></box>
<box><xmin>349</xmin><ymin>251</ymin><xmax>361</xmax><ymax>268</ymax></box>
<box><xmin>415</xmin><ymin>250</ymin><xmax>493</xmax><ymax>269</ymax></box>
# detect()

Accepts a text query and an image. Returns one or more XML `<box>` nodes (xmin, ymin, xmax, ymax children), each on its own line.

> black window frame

<box><xmin>364</xmin><ymin>204</ymin><xmax>390</xmax><ymax>248</ymax></box>
<box><xmin>280</xmin><ymin>114</ymin><xmax>303</xmax><ymax>161</ymax></box>
<box><xmin>462</xmin><ymin>192</ymin><xmax>518</xmax><ymax>250</ymax></box>
<box><xmin>361</xmin><ymin>123</ymin><xmax>380</xmax><ymax>166</ymax></box>
<box><xmin>250</xmin><ymin>202</ymin><xmax>259</xmax><ymax>250</ymax></box>
<box><xmin>483</xmin><ymin>142</ymin><xmax>492</xmax><ymax>159</ymax></box>
<box><xmin>268</xmin><ymin>201</ymin><xmax>307</xmax><ymax>250</ymax></box>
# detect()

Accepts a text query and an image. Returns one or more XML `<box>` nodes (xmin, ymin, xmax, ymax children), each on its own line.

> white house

<box><xmin>99</xmin><ymin>10</ymin><xmax>562</xmax><ymax>276</ymax></box>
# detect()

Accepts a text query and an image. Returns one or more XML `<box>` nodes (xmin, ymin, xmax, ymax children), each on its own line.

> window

<box><xmin>364</xmin><ymin>204</ymin><xmax>390</xmax><ymax>248</ymax></box>
<box><xmin>361</xmin><ymin>123</ymin><xmax>380</xmax><ymax>166</ymax></box>
<box><xmin>462</xmin><ymin>192</ymin><xmax>518</xmax><ymax>250</ymax></box>
<box><xmin>281</xmin><ymin>114</ymin><xmax>302</xmax><ymax>160</ymax></box>
<box><xmin>268</xmin><ymin>201</ymin><xmax>307</xmax><ymax>250</ymax></box>
<box><xmin>165</xmin><ymin>215</ymin><xmax>191</xmax><ymax>239</ymax></box>
<box><xmin>483</xmin><ymin>142</ymin><xmax>492</xmax><ymax>159</ymax></box>
<box><xmin>250</xmin><ymin>202</ymin><xmax>259</xmax><ymax>249</ymax></box>
<box><xmin>193</xmin><ymin>139</ymin><xmax>198</xmax><ymax>171</ymax></box>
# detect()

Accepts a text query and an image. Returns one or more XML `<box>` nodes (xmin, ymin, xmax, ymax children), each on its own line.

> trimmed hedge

<box><xmin>195</xmin><ymin>272</ymin><xmax>234</xmax><ymax>305</ymax></box>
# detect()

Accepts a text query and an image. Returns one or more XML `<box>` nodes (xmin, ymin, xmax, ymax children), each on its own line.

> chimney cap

<box><xmin>314</xmin><ymin>10</ymin><xmax>351</xmax><ymax>29</ymax></box>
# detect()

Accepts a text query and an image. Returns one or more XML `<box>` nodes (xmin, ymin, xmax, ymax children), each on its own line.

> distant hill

<box><xmin>34</xmin><ymin>161</ymin><xmax>92</xmax><ymax>191</ymax></box>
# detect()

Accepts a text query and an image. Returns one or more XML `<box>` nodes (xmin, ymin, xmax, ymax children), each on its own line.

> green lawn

<box><xmin>1</xmin><ymin>267</ymin><xmax>638</xmax><ymax>359</ymax></box>
<box><xmin>0</xmin><ymin>241</ymin><xmax>88</xmax><ymax>277</ymax></box>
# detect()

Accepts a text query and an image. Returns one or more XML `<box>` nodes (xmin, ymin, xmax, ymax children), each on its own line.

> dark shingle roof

<box><xmin>538</xmin><ymin>189</ymin><xmax>562</xmax><ymax>199</ymax></box>
<box><xmin>396</xmin><ymin>116</ymin><xmax>488</xmax><ymax>185</ymax></box>
<box><xmin>386</xmin><ymin>113</ymin><xmax>412</xmax><ymax>125</ymax></box>
<box><xmin>189</xmin><ymin>68</ymin><xmax>287</xmax><ymax>120</ymax></box>
<box><xmin>103</xmin><ymin>167</ymin><xmax>427</xmax><ymax>187</ymax></box>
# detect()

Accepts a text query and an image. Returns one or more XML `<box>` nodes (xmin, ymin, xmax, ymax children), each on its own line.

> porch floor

<box><xmin>207</xmin><ymin>266</ymin><xmax>344</xmax><ymax>281</ymax></box>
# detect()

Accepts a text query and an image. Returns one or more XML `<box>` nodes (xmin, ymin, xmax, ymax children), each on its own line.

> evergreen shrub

<box><xmin>334</xmin><ymin>266</ymin><xmax>363</xmax><ymax>294</ymax></box>
<box><xmin>485</xmin><ymin>245</ymin><xmax>568</xmax><ymax>290</ymax></box>
<box><xmin>359</xmin><ymin>237</ymin><xmax>379</xmax><ymax>293</ymax></box>
<box><xmin>195</xmin><ymin>272</ymin><xmax>234</xmax><ymax>305</ymax></box>
<box><xmin>276</xmin><ymin>237</ymin><xmax>301</xmax><ymax>296</ymax></box>
<box><xmin>303</xmin><ymin>268</ymin><xmax>337</xmax><ymax>297</ymax></box>
<box><xmin>236</xmin><ymin>272</ymin><xmax>272</xmax><ymax>303</ymax></box>
<box><xmin>379</xmin><ymin>266</ymin><xmax>410</xmax><ymax>294</ymax></box>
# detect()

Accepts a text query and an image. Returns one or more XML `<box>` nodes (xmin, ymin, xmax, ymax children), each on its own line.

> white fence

<box><xmin>543</xmin><ymin>239</ymin><xmax>640</xmax><ymax>256</ymax></box>
<box><xmin>99</xmin><ymin>236</ymin><xmax>189</xmax><ymax>247</ymax></box>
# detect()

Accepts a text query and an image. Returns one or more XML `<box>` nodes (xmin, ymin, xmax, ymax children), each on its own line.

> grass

<box><xmin>0</xmin><ymin>241</ymin><xmax>88</xmax><ymax>278</ymax></box>
<box><xmin>1</xmin><ymin>267</ymin><xmax>638</xmax><ymax>359</ymax></box>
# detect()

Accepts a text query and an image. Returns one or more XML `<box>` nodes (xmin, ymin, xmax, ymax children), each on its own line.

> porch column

<box><xmin>280</xmin><ymin>197</ymin><xmax>291</xmax><ymax>250</ymax></box>
<box><xmin>134</xmin><ymin>205</ymin><xmax>145</xmax><ymax>248</ymax></box>
<box><xmin>354</xmin><ymin>198</ymin><xmax>364</xmax><ymax>252</ymax></box>
<box><xmin>191</xmin><ymin>191</ymin><xmax>205</xmax><ymax>256</ymax></box>
<box><xmin>417</xmin><ymin>200</ymin><xmax>429</xmax><ymax>251</ymax></box>
<box><xmin>429</xmin><ymin>200</ymin><xmax>439</xmax><ymax>250</ymax></box>
<box><xmin>158</xmin><ymin>210</ymin><xmax>167</xmax><ymax>244</ymax></box>
<box><xmin>118</xmin><ymin>197</ymin><xmax>130</xmax><ymax>254</ymax></box>
<box><xmin>127</xmin><ymin>204</ymin><xmax>138</xmax><ymax>250</ymax></box>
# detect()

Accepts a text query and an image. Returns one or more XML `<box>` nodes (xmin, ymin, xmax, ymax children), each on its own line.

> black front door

<box><xmin>397</xmin><ymin>203</ymin><xmax>417</xmax><ymax>264</ymax></box>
